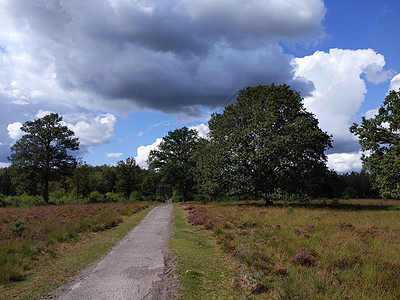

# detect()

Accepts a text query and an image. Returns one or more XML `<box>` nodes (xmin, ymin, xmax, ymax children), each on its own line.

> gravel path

<box><xmin>46</xmin><ymin>202</ymin><xmax>179</xmax><ymax>300</ymax></box>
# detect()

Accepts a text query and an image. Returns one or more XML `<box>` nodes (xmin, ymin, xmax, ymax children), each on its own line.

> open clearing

<box><xmin>172</xmin><ymin>199</ymin><xmax>400</xmax><ymax>299</ymax></box>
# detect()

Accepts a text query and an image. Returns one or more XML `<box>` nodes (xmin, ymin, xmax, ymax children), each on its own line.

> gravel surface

<box><xmin>45</xmin><ymin>202</ymin><xmax>179</xmax><ymax>300</ymax></box>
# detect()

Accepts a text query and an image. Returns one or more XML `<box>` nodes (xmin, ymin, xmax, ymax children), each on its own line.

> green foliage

<box><xmin>87</xmin><ymin>191</ymin><xmax>104</xmax><ymax>203</ymax></box>
<box><xmin>129</xmin><ymin>190</ymin><xmax>142</xmax><ymax>202</ymax></box>
<box><xmin>9</xmin><ymin>220</ymin><xmax>24</xmax><ymax>235</ymax></box>
<box><xmin>8</xmin><ymin>113</ymin><xmax>79</xmax><ymax>203</ymax></box>
<box><xmin>198</xmin><ymin>84</ymin><xmax>332</xmax><ymax>203</ymax></box>
<box><xmin>105</xmin><ymin>192</ymin><xmax>120</xmax><ymax>202</ymax></box>
<box><xmin>0</xmin><ymin>194</ymin><xmax>44</xmax><ymax>207</ymax></box>
<box><xmin>173</xmin><ymin>194</ymin><xmax>183</xmax><ymax>202</ymax></box>
<box><xmin>116</xmin><ymin>157</ymin><xmax>140</xmax><ymax>200</ymax></box>
<box><xmin>149</xmin><ymin>127</ymin><xmax>199</xmax><ymax>201</ymax></box>
<box><xmin>350</xmin><ymin>89</ymin><xmax>400</xmax><ymax>199</ymax></box>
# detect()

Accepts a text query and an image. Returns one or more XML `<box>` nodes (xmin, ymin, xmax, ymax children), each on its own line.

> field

<box><xmin>174</xmin><ymin>199</ymin><xmax>400</xmax><ymax>299</ymax></box>
<box><xmin>0</xmin><ymin>201</ymin><xmax>154</xmax><ymax>299</ymax></box>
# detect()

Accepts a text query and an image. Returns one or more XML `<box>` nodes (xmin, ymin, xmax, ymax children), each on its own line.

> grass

<box><xmin>178</xmin><ymin>199</ymin><xmax>400</xmax><ymax>299</ymax></box>
<box><xmin>0</xmin><ymin>202</ymin><xmax>156</xmax><ymax>300</ymax></box>
<box><xmin>169</xmin><ymin>203</ymin><xmax>241</xmax><ymax>299</ymax></box>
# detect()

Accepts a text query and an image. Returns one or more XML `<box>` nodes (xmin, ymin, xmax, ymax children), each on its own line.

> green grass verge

<box><xmin>0</xmin><ymin>204</ymin><xmax>156</xmax><ymax>300</ymax></box>
<box><xmin>169</xmin><ymin>203</ymin><xmax>240</xmax><ymax>299</ymax></box>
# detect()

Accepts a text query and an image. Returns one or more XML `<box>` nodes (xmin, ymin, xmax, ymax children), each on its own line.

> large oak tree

<box><xmin>8</xmin><ymin>113</ymin><xmax>79</xmax><ymax>203</ymax></box>
<box><xmin>200</xmin><ymin>84</ymin><xmax>332</xmax><ymax>205</ymax></box>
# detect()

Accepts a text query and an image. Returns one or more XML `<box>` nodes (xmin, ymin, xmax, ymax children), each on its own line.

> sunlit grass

<box><xmin>182</xmin><ymin>200</ymin><xmax>400</xmax><ymax>299</ymax></box>
<box><xmin>0</xmin><ymin>202</ymin><xmax>154</xmax><ymax>299</ymax></box>
<box><xmin>169</xmin><ymin>203</ymin><xmax>241</xmax><ymax>299</ymax></box>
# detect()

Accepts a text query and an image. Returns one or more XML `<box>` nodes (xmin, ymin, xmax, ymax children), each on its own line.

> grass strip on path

<box><xmin>169</xmin><ymin>203</ymin><xmax>241</xmax><ymax>299</ymax></box>
<box><xmin>0</xmin><ymin>203</ymin><xmax>156</xmax><ymax>300</ymax></box>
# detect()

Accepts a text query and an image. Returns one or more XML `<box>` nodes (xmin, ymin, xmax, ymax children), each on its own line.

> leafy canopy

<box><xmin>149</xmin><ymin>127</ymin><xmax>199</xmax><ymax>201</ymax></box>
<box><xmin>116</xmin><ymin>157</ymin><xmax>140</xmax><ymax>200</ymax></box>
<box><xmin>8</xmin><ymin>113</ymin><xmax>79</xmax><ymax>203</ymax></box>
<box><xmin>201</xmin><ymin>84</ymin><xmax>332</xmax><ymax>203</ymax></box>
<box><xmin>350</xmin><ymin>89</ymin><xmax>400</xmax><ymax>198</ymax></box>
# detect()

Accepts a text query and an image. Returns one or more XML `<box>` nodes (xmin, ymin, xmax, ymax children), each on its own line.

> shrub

<box><xmin>87</xmin><ymin>191</ymin><xmax>104</xmax><ymax>203</ymax></box>
<box><xmin>9</xmin><ymin>221</ymin><xmax>24</xmax><ymax>235</ymax></box>
<box><xmin>105</xmin><ymin>192</ymin><xmax>120</xmax><ymax>202</ymax></box>
<box><xmin>290</xmin><ymin>249</ymin><xmax>318</xmax><ymax>267</ymax></box>
<box><xmin>0</xmin><ymin>195</ymin><xmax>44</xmax><ymax>207</ymax></box>
<box><xmin>49</xmin><ymin>188</ymin><xmax>67</xmax><ymax>204</ymax></box>
<box><xmin>129</xmin><ymin>191</ymin><xmax>142</xmax><ymax>202</ymax></box>
<box><xmin>173</xmin><ymin>194</ymin><xmax>183</xmax><ymax>202</ymax></box>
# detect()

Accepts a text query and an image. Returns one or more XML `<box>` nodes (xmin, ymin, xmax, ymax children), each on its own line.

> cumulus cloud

<box><xmin>293</xmin><ymin>48</ymin><xmax>392</xmax><ymax>154</ymax></box>
<box><xmin>0</xmin><ymin>0</ymin><xmax>325</xmax><ymax>117</ymax></box>
<box><xmin>135</xmin><ymin>138</ymin><xmax>163</xmax><ymax>169</ymax></box>
<box><xmin>327</xmin><ymin>152</ymin><xmax>363</xmax><ymax>173</ymax></box>
<box><xmin>7</xmin><ymin>122</ymin><xmax>23</xmax><ymax>140</ymax></box>
<box><xmin>67</xmin><ymin>114</ymin><xmax>117</xmax><ymax>146</ymax></box>
<box><xmin>106</xmin><ymin>153</ymin><xmax>123</xmax><ymax>158</ymax></box>
<box><xmin>189</xmin><ymin>123</ymin><xmax>210</xmax><ymax>139</ymax></box>
<box><xmin>390</xmin><ymin>73</ymin><xmax>400</xmax><ymax>92</ymax></box>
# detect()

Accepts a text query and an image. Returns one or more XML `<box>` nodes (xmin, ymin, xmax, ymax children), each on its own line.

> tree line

<box><xmin>1</xmin><ymin>84</ymin><xmax>399</xmax><ymax>206</ymax></box>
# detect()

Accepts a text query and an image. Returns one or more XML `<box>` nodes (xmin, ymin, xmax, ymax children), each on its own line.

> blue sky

<box><xmin>0</xmin><ymin>0</ymin><xmax>399</xmax><ymax>172</ymax></box>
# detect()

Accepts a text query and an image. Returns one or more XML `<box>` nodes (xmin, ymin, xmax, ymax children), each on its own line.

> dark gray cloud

<box><xmin>1</xmin><ymin>0</ymin><xmax>325</xmax><ymax>117</ymax></box>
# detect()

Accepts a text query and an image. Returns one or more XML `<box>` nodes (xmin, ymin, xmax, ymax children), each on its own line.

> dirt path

<box><xmin>46</xmin><ymin>202</ymin><xmax>179</xmax><ymax>300</ymax></box>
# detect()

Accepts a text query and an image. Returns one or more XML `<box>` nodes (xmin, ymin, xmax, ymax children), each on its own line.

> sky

<box><xmin>0</xmin><ymin>0</ymin><xmax>399</xmax><ymax>172</ymax></box>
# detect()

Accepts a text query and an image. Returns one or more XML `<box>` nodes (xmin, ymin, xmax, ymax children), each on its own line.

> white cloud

<box><xmin>135</xmin><ymin>138</ymin><xmax>163</xmax><ymax>169</ymax></box>
<box><xmin>390</xmin><ymin>73</ymin><xmax>400</xmax><ymax>92</ymax></box>
<box><xmin>364</xmin><ymin>108</ymin><xmax>380</xmax><ymax>119</ymax></box>
<box><xmin>294</xmin><ymin>48</ymin><xmax>391</xmax><ymax>153</ymax></box>
<box><xmin>327</xmin><ymin>152</ymin><xmax>363</xmax><ymax>173</ymax></box>
<box><xmin>189</xmin><ymin>123</ymin><xmax>210</xmax><ymax>139</ymax></box>
<box><xmin>36</xmin><ymin>109</ymin><xmax>54</xmax><ymax>119</ymax></box>
<box><xmin>67</xmin><ymin>114</ymin><xmax>117</xmax><ymax>146</ymax></box>
<box><xmin>138</xmin><ymin>131</ymin><xmax>143</xmax><ymax>137</ymax></box>
<box><xmin>0</xmin><ymin>162</ymin><xmax>10</xmax><ymax>168</ymax></box>
<box><xmin>11</xmin><ymin>99</ymin><xmax>29</xmax><ymax>105</ymax></box>
<box><xmin>106</xmin><ymin>152</ymin><xmax>123</xmax><ymax>158</ymax></box>
<box><xmin>7</xmin><ymin>122</ymin><xmax>23</xmax><ymax>140</ymax></box>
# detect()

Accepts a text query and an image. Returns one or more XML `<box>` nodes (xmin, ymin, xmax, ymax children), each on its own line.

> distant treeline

<box><xmin>0</xmin><ymin>163</ymin><xmax>172</xmax><ymax>206</ymax></box>
<box><xmin>0</xmin><ymin>164</ymin><xmax>379</xmax><ymax>207</ymax></box>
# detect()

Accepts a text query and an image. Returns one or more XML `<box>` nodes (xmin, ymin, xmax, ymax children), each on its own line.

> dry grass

<box><xmin>0</xmin><ymin>202</ymin><xmax>150</xmax><ymax>287</ymax></box>
<box><xmin>183</xmin><ymin>200</ymin><xmax>400</xmax><ymax>299</ymax></box>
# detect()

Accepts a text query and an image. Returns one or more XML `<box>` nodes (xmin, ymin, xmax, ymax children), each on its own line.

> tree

<box><xmin>8</xmin><ymin>113</ymin><xmax>79</xmax><ymax>203</ymax></box>
<box><xmin>350</xmin><ymin>89</ymin><xmax>400</xmax><ymax>198</ymax></box>
<box><xmin>116</xmin><ymin>157</ymin><xmax>140</xmax><ymax>200</ymax></box>
<box><xmin>149</xmin><ymin>127</ymin><xmax>199</xmax><ymax>201</ymax></box>
<box><xmin>66</xmin><ymin>161</ymin><xmax>90</xmax><ymax>202</ymax></box>
<box><xmin>203</xmin><ymin>84</ymin><xmax>332</xmax><ymax>205</ymax></box>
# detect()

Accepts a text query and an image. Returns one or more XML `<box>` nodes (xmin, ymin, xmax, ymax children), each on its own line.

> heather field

<box><xmin>0</xmin><ymin>202</ymin><xmax>153</xmax><ymax>299</ymax></box>
<box><xmin>176</xmin><ymin>200</ymin><xmax>400</xmax><ymax>299</ymax></box>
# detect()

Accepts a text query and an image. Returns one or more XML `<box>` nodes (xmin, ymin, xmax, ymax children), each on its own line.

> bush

<box><xmin>193</xmin><ymin>194</ymin><xmax>212</xmax><ymax>203</ymax></box>
<box><xmin>0</xmin><ymin>194</ymin><xmax>44</xmax><ymax>207</ymax></box>
<box><xmin>105</xmin><ymin>192</ymin><xmax>120</xmax><ymax>202</ymax></box>
<box><xmin>129</xmin><ymin>191</ymin><xmax>143</xmax><ymax>202</ymax></box>
<box><xmin>87</xmin><ymin>191</ymin><xmax>104</xmax><ymax>203</ymax></box>
<box><xmin>49</xmin><ymin>188</ymin><xmax>67</xmax><ymax>204</ymax></box>
<box><xmin>173</xmin><ymin>194</ymin><xmax>183</xmax><ymax>202</ymax></box>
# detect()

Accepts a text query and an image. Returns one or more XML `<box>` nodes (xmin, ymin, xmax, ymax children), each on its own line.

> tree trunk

<box><xmin>265</xmin><ymin>197</ymin><xmax>273</xmax><ymax>206</ymax></box>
